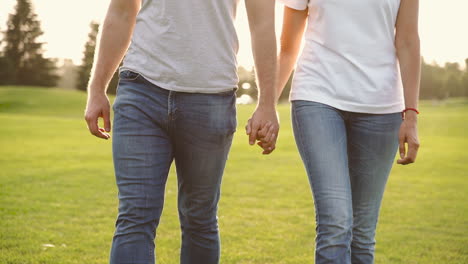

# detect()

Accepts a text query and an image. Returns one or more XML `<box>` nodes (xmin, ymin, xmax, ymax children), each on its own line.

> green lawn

<box><xmin>0</xmin><ymin>87</ymin><xmax>467</xmax><ymax>264</ymax></box>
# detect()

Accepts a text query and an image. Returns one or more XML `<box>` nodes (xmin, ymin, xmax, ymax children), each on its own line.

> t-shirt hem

<box><xmin>278</xmin><ymin>0</ymin><xmax>308</xmax><ymax>10</ymax></box>
<box><xmin>290</xmin><ymin>93</ymin><xmax>404</xmax><ymax>114</ymax></box>
<box><xmin>119</xmin><ymin>66</ymin><xmax>238</xmax><ymax>94</ymax></box>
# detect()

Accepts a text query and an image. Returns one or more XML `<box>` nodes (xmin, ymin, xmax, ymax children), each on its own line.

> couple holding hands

<box><xmin>85</xmin><ymin>0</ymin><xmax>420</xmax><ymax>263</ymax></box>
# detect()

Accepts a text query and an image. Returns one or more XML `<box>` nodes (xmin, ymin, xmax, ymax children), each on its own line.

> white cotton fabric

<box><xmin>281</xmin><ymin>0</ymin><xmax>405</xmax><ymax>113</ymax></box>
<box><xmin>121</xmin><ymin>0</ymin><xmax>240</xmax><ymax>93</ymax></box>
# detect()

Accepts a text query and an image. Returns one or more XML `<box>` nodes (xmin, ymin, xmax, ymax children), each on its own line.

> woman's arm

<box><xmin>395</xmin><ymin>0</ymin><xmax>421</xmax><ymax>164</ymax></box>
<box><xmin>276</xmin><ymin>6</ymin><xmax>308</xmax><ymax>102</ymax></box>
<box><xmin>84</xmin><ymin>0</ymin><xmax>141</xmax><ymax>139</ymax></box>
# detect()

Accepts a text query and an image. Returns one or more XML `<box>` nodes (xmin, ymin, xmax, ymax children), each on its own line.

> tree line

<box><xmin>421</xmin><ymin>59</ymin><xmax>468</xmax><ymax>99</ymax></box>
<box><xmin>1</xmin><ymin>0</ymin><xmax>467</xmax><ymax>101</ymax></box>
<box><xmin>0</xmin><ymin>0</ymin><xmax>118</xmax><ymax>93</ymax></box>
<box><xmin>239</xmin><ymin>59</ymin><xmax>468</xmax><ymax>102</ymax></box>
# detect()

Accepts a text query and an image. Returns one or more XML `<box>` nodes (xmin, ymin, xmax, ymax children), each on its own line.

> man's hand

<box><xmin>246</xmin><ymin>106</ymin><xmax>279</xmax><ymax>155</ymax></box>
<box><xmin>397</xmin><ymin>112</ymin><xmax>420</xmax><ymax>165</ymax></box>
<box><xmin>82</xmin><ymin>0</ymin><xmax>140</xmax><ymax>140</ymax></box>
<box><xmin>85</xmin><ymin>92</ymin><xmax>111</xmax><ymax>140</ymax></box>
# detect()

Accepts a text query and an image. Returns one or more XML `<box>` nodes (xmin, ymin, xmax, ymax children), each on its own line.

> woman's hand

<box><xmin>397</xmin><ymin>112</ymin><xmax>420</xmax><ymax>165</ymax></box>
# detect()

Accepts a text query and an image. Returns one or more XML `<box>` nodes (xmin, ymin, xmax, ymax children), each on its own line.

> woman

<box><xmin>276</xmin><ymin>0</ymin><xmax>420</xmax><ymax>263</ymax></box>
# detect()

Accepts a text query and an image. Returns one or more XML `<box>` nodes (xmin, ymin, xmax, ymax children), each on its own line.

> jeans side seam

<box><xmin>292</xmin><ymin>105</ymin><xmax>311</xmax><ymax>169</ymax></box>
<box><xmin>292</xmin><ymin>104</ymin><xmax>316</xmax><ymax>202</ymax></box>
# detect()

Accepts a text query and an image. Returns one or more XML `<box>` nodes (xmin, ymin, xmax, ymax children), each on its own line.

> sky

<box><xmin>0</xmin><ymin>0</ymin><xmax>467</xmax><ymax>68</ymax></box>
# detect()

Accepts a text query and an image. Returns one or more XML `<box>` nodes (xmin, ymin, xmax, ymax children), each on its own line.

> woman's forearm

<box><xmin>276</xmin><ymin>6</ymin><xmax>308</xmax><ymax>103</ymax></box>
<box><xmin>396</xmin><ymin>35</ymin><xmax>421</xmax><ymax>110</ymax></box>
<box><xmin>276</xmin><ymin>45</ymin><xmax>300</xmax><ymax>102</ymax></box>
<box><xmin>395</xmin><ymin>0</ymin><xmax>420</xmax><ymax>111</ymax></box>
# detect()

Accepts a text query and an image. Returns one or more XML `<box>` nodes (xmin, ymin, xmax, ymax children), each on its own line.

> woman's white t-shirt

<box><xmin>281</xmin><ymin>0</ymin><xmax>405</xmax><ymax>114</ymax></box>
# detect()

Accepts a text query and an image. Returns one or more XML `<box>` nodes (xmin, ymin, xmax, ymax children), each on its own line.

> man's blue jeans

<box><xmin>110</xmin><ymin>71</ymin><xmax>236</xmax><ymax>264</ymax></box>
<box><xmin>291</xmin><ymin>100</ymin><xmax>401</xmax><ymax>264</ymax></box>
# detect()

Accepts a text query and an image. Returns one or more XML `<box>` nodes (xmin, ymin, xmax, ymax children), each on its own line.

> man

<box><xmin>84</xmin><ymin>0</ymin><xmax>279</xmax><ymax>263</ymax></box>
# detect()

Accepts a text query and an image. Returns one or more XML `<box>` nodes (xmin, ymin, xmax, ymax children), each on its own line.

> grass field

<box><xmin>0</xmin><ymin>87</ymin><xmax>467</xmax><ymax>264</ymax></box>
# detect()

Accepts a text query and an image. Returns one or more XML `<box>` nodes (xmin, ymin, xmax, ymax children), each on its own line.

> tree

<box><xmin>236</xmin><ymin>66</ymin><xmax>293</xmax><ymax>103</ymax></box>
<box><xmin>444</xmin><ymin>62</ymin><xmax>463</xmax><ymax>97</ymax></box>
<box><xmin>0</xmin><ymin>0</ymin><xmax>58</xmax><ymax>86</ymax></box>
<box><xmin>76</xmin><ymin>22</ymin><xmax>98</xmax><ymax>92</ymax></box>
<box><xmin>76</xmin><ymin>21</ymin><xmax>119</xmax><ymax>94</ymax></box>
<box><xmin>237</xmin><ymin>66</ymin><xmax>257</xmax><ymax>99</ymax></box>
<box><xmin>462</xmin><ymin>59</ymin><xmax>468</xmax><ymax>97</ymax></box>
<box><xmin>57</xmin><ymin>59</ymin><xmax>78</xmax><ymax>90</ymax></box>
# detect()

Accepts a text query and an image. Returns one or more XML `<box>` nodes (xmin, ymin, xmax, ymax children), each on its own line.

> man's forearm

<box><xmin>251</xmin><ymin>32</ymin><xmax>277</xmax><ymax>107</ymax></box>
<box><xmin>245</xmin><ymin>0</ymin><xmax>277</xmax><ymax>108</ymax></box>
<box><xmin>88</xmin><ymin>1</ymin><xmax>140</xmax><ymax>95</ymax></box>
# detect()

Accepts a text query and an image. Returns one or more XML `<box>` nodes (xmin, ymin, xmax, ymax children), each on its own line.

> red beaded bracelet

<box><xmin>401</xmin><ymin>108</ymin><xmax>419</xmax><ymax>119</ymax></box>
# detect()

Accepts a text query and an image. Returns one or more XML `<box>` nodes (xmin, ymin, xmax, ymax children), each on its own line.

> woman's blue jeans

<box><xmin>110</xmin><ymin>71</ymin><xmax>236</xmax><ymax>264</ymax></box>
<box><xmin>291</xmin><ymin>100</ymin><xmax>401</xmax><ymax>264</ymax></box>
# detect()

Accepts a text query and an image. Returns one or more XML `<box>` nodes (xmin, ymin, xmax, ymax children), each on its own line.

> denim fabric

<box><xmin>110</xmin><ymin>71</ymin><xmax>236</xmax><ymax>264</ymax></box>
<box><xmin>291</xmin><ymin>100</ymin><xmax>401</xmax><ymax>264</ymax></box>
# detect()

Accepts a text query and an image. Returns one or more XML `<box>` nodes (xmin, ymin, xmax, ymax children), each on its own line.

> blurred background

<box><xmin>0</xmin><ymin>1</ymin><xmax>467</xmax><ymax>264</ymax></box>
<box><xmin>0</xmin><ymin>0</ymin><xmax>467</xmax><ymax>102</ymax></box>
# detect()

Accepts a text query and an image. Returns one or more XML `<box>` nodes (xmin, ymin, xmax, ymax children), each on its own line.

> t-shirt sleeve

<box><xmin>278</xmin><ymin>0</ymin><xmax>308</xmax><ymax>11</ymax></box>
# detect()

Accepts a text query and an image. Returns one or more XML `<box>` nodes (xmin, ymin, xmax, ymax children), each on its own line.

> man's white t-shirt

<box><xmin>281</xmin><ymin>0</ymin><xmax>405</xmax><ymax>114</ymax></box>
<box><xmin>121</xmin><ymin>0</ymin><xmax>240</xmax><ymax>93</ymax></box>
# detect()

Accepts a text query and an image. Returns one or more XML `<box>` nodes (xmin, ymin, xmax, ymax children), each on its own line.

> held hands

<box><xmin>84</xmin><ymin>91</ymin><xmax>112</xmax><ymax>140</ymax></box>
<box><xmin>245</xmin><ymin>106</ymin><xmax>280</xmax><ymax>155</ymax></box>
<box><xmin>397</xmin><ymin>112</ymin><xmax>420</xmax><ymax>165</ymax></box>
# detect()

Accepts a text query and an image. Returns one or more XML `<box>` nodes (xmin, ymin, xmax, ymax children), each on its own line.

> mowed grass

<box><xmin>0</xmin><ymin>87</ymin><xmax>467</xmax><ymax>264</ymax></box>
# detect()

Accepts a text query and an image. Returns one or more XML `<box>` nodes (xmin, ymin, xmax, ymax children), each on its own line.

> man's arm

<box><xmin>244</xmin><ymin>0</ymin><xmax>279</xmax><ymax>155</ymax></box>
<box><xmin>84</xmin><ymin>0</ymin><xmax>141</xmax><ymax>139</ymax></box>
<box><xmin>395</xmin><ymin>0</ymin><xmax>421</xmax><ymax>164</ymax></box>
